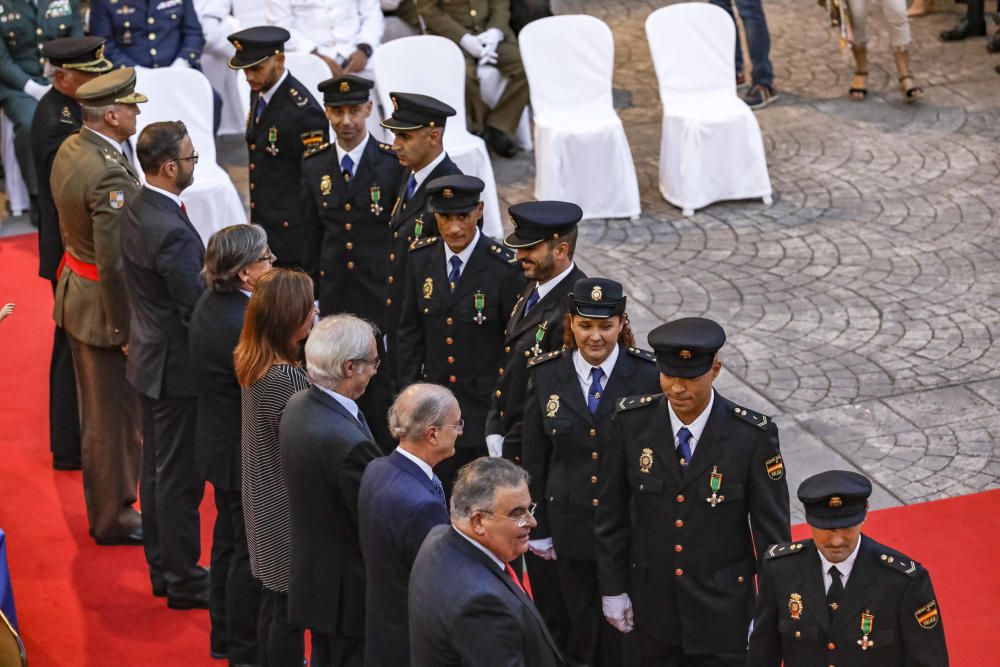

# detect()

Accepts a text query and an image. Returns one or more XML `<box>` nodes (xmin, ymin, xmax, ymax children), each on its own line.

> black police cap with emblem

<box><xmin>426</xmin><ymin>175</ymin><xmax>485</xmax><ymax>214</ymax></box>
<box><xmin>318</xmin><ymin>75</ymin><xmax>373</xmax><ymax>106</ymax></box>
<box><xmin>226</xmin><ymin>27</ymin><xmax>290</xmax><ymax>69</ymax></box>
<box><xmin>798</xmin><ymin>470</ymin><xmax>872</xmax><ymax>530</ymax></box>
<box><xmin>569</xmin><ymin>278</ymin><xmax>626</xmax><ymax>319</ymax></box>
<box><xmin>381</xmin><ymin>92</ymin><xmax>456</xmax><ymax>131</ymax></box>
<box><xmin>503</xmin><ymin>201</ymin><xmax>583</xmax><ymax>249</ymax></box>
<box><xmin>42</xmin><ymin>36</ymin><xmax>113</xmax><ymax>73</ymax></box>
<box><xmin>647</xmin><ymin>317</ymin><xmax>726</xmax><ymax>379</ymax></box>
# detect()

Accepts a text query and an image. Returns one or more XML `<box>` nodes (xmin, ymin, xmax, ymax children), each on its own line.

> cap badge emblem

<box><xmin>339</xmin><ymin>81</ymin><xmax>350</xmax><ymax>93</ymax></box>
<box><xmin>829</xmin><ymin>496</ymin><xmax>843</xmax><ymax>508</ymax></box>
<box><xmin>391</xmin><ymin>96</ymin><xmax>399</xmax><ymax>111</ymax></box>
<box><xmin>442</xmin><ymin>188</ymin><xmax>454</xmax><ymax>199</ymax></box>
<box><xmin>96</xmin><ymin>44</ymin><xmax>106</xmax><ymax>60</ymax></box>
<box><xmin>591</xmin><ymin>285</ymin><xmax>602</xmax><ymax>302</ymax></box>
<box><xmin>679</xmin><ymin>349</ymin><xmax>692</xmax><ymax>360</ymax></box>
<box><xmin>233</xmin><ymin>40</ymin><xmax>242</xmax><ymax>52</ymax></box>
<box><xmin>638</xmin><ymin>448</ymin><xmax>654</xmax><ymax>474</ymax></box>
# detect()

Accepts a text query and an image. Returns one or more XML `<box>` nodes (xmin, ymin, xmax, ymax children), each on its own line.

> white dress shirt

<box><xmin>667</xmin><ymin>389</ymin><xmax>715</xmax><ymax>459</ymax></box>
<box><xmin>395</xmin><ymin>445</ymin><xmax>434</xmax><ymax>480</ymax></box>
<box><xmin>572</xmin><ymin>345</ymin><xmax>620</xmax><ymax>404</ymax></box>
<box><xmin>410</xmin><ymin>150</ymin><xmax>446</xmax><ymax>194</ymax></box>
<box><xmin>444</xmin><ymin>229</ymin><xmax>479</xmax><ymax>281</ymax></box>
<box><xmin>818</xmin><ymin>535</ymin><xmax>863</xmax><ymax>593</ymax></box>
<box><xmin>534</xmin><ymin>262</ymin><xmax>576</xmax><ymax>301</ymax></box>
<box><xmin>335</xmin><ymin>133</ymin><xmax>370</xmax><ymax>175</ymax></box>
<box><xmin>316</xmin><ymin>384</ymin><xmax>361</xmax><ymax>422</ymax></box>
<box><xmin>453</xmin><ymin>525</ymin><xmax>505</xmax><ymax>571</ymax></box>
<box><xmin>144</xmin><ymin>183</ymin><xmax>184</xmax><ymax>209</ymax></box>
<box><xmin>87</xmin><ymin>127</ymin><xmax>126</xmax><ymax>156</ymax></box>
<box><xmin>269</xmin><ymin>0</ymin><xmax>384</xmax><ymax>62</ymax></box>
<box><xmin>260</xmin><ymin>69</ymin><xmax>290</xmax><ymax>105</ymax></box>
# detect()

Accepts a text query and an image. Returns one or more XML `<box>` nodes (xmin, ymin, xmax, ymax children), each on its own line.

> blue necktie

<box><xmin>448</xmin><ymin>256</ymin><xmax>462</xmax><ymax>291</ymax></box>
<box><xmin>405</xmin><ymin>174</ymin><xmax>417</xmax><ymax>200</ymax></box>
<box><xmin>254</xmin><ymin>96</ymin><xmax>266</xmax><ymax>124</ymax></box>
<box><xmin>587</xmin><ymin>367</ymin><xmax>604</xmax><ymax>414</ymax></box>
<box><xmin>341</xmin><ymin>154</ymin><xmax>354</xmax><ymax>181</ymax></box>
<box><xmin>677</xmin><ymin>426</ymin><xmax>693</xmax><ymax>468</ymax></box>
<box><xmin>522</xmin><ymin>287</ymin><xmax>540</xmax><ymax>318</ymax></box>
<box><xmin>431</xmin><ymin>474</ymin><xmax>445</xmax><ymax>501</ymax></box>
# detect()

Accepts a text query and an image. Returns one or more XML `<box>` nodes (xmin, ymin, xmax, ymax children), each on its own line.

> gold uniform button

<box><xmin>591</xmin><ymin>451</ymin><xmax>598</xmax><ymax>460</ymax></box>
<box><xmin>448</xmin><ymin>356</ymin><xmax>455</xmax><ymax>364</ymax></box>
<box><xmin>345</xmin><ymin>242</ymin><xmax>353</xmax><ymax>250</ymax></box>
<box><xmin>148</xmin><ymin>17</ymin><xmax>155</xmax><ymax>24</ymax></box>
<box><xmin>345</xmin><ymin>203</ymin><xmax>352</xmax><ymax>211</ymax></box>
<box><xmin>387</xmin><ymin>276</ymin><xmax>394</xmax><ymax>284</ymax></box>
<box><xmin>386</xmin><ymin>298</ymin><xmax>392</xmax><ymax>305</ymax></box>
<box><xmin>591</xmin><ymin>499</ymin><xmax>599</xmax><ymax>507</ymax></box>
<box><xmin>346</xmin><ymin>261</ymin><xmax>355</xmax><ymax>269</ymax></box>
<box><xmin>389</xmin><ymin>253</ymin><xmax>396</xmax><ymax>261</ymax></box>
<box><xmin>319</xmin><ymin>270</ymin><xmax>326</xmax><ymax>278</ymax></box>
<box><xmin>250</xmin><ymin>202</ymin><xmax>256</xmax><ymax>209</ymax></box>
<box><xmin>470</xmin><ymin>8</ymin><xmax>477</xmax><ymax>16</ymax></box>
<box><xmin>250</xmin><ymin>183</ymin><xmax>255</xmax><ymax>191</ymax></box>
<box><xmin>282</xmin><ymin>221</ymin><xmax>289</xmax><ymax>228</ymax></box>
<box><xmin>446</xmin><ymin>317</ymin><xmax>453</xmax><ymax>325</ymax></box>
<box><xmin>674</xmin><ymin>568</ymin><xmax>683</xmax><ymax>576</ymax></box>
<box><xmin>589</xmin><ymin>428</ymin><xmax>597</xmax><ymax>437</ymax></box>
<box><xmin>150</xmin><ymin>48</ymin><xmax>157</xmax><ymax>55</ymax></box>
<box><xmin>674</xmin><ymin>545</ymin><xmax>683</xmax><ymax>552</ymax></box>
<box><xmin>676</xmin><ymin>494</ymin><xmax>685</xmax><ymax>503</ymax></box>
<box><xmin>250</xmin><ymin>144</ymin><xmax>256</xmax><ymax>150</ymax></box>
<box><xmin>149</xmin><ymin>32</ymin><xmax>156</xmax><ymax>40</ymax></box>
<box><xmin>496</xmin><ymin>390</ymin><xmax>502</xmax><ymax>397</ymax></box>
<box><xmin>794</xmin><ymin>631</ymin><xmax>801</xmax><ymax>638</ymax></box>
<box><xmin>738</xmin><ymin>576</ymin><xmax>745</xmax><ymax>583</ymax></box>
<box><xmin>446</xmin><ymin>337</ymin><xmax>454</xmax><ymax>345</ymax></box>
<box><xmin>675</xmin><ymin>519</ymin><xmax>684</xmax><ymax>527</ymax></box>
<box><xmin>590</xmin><ymin>476</ymin><xmax>598</xmax><ymax>484</ymax></box>
<box><xmin>498</xmin><ymin>368</ymin><xmax>504</xmax><ymax>376</ymax></box>
<box><xmin>345</xmin><ymin>223</ymin><xmax>352</xmax><ymax>231</ymax></box>
<box><xmin>249</xmin><ymin>163</ymin><xmax>255</xmax><ymax>170</ymax></box>
<box><xmin>393</xmin><ymin>231</ymin><xmax>399</xmax><ymax>238</ymax></box>
<box><xmin>321</xmin><ymin>201</ymin><xmax>327</xmax><ymax>208</ymax></box>
<box><xmin>827</xmin><ymin>643</ymin><xmax>836</xmax><ymax>650</ymax></box>
<box><xmin>449</xmin><ymin>375</ymin><xmax>457</xmax><ymax>383</ymax></box>
<box><xmin>504</xmin><ymin>346</ymin><xmax>511</xmax><ymax>353</ymax></box>
<box><xmin>36</xmin><ymin>28</ymin><xmax>43</xmax><ymax>35</ymax></box>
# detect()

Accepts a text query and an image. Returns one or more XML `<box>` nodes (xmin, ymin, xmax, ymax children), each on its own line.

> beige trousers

<box><xmin>847</xmin><ymin>0</ymin><xmax>912</xmax><ymax>48</ymax></box>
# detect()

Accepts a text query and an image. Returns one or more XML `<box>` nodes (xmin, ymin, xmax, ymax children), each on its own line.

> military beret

<box><xmin>647</xmin><ymin>317</ymin><xmax>725</xmax><ymax>379</ymax></box>
<box><xmin>75</xmin><ymin>67</ymin><xmax>147</xmax><ymax>107</ymax></box>
<box><xmin>318</xmin><ymin>75</ymin><xmax>373</xmax><ymax>106</ymax></box>
<box><xmin>798</xmin><ymin>470</ymin><xmax>872</xmax><ymax>529</ymax></box>
<box><xmin>381</xmin><ymin>92</ymin><xmax>456</xmax><ymax>131</ymax></box>
<box><xmin>569</xmin><ymin>278</ymin><xmax>626</xmax><ymax>319</ymax></box>
<box><xmin>426</xmin><ymin>175</ymin><xmax>485</xmax><ymax>214</ymax></box>
<box><xmin>227</xmin><ymin>26</ymin><xmax>290</xmax><ymax>69</ymax></box>
<box><xmin>503</xmin><ymin>201</ymin><xmax>582</xmax><ymax>249</ymax></box>
<box><xmin>42</xmin><ymin>36</ymin><xmax>112</xmax><ymax>73</ymax></box>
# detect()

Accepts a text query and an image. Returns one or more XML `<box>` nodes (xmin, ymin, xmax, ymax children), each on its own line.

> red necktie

<box><xmin>180</xmin><ymin>202</ymin><xmax>187</xmax><ymax>215</ymax></box>
<box><xmin>505</xmin><ymin>562</ymin><xmax>534</xmax><ymax>601</ymax></box>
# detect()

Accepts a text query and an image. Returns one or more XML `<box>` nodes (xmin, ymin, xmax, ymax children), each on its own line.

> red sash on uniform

<box><xmin>57</xmin><ymin>252</ymin><xmax>99</xmax><ymax>281</ymax></box>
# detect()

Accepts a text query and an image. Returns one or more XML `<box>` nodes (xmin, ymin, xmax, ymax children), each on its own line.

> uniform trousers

<box><xmin>310</xmin><ymin>633</ymin><xmax>363</xmax><ymax>667</ymax></box>
<box><xmin>524</xmin><ymin>552</ymin><xmax>571</xmax><ymax>654</ymax></box>
<box><xmin>48</xmin><ymin>284</ymin><xmax>81</xmax><ymax>467</ymax></box>
<box><xmin>258</xmin><ymin>589</ymin><xmax>303</xmax><ymax>667</ymax></box>
<box><xmin>67</xmin><ymin>334</ymin><xmax>142</xmax><ymax>539</ymax></box>
<box><xmin>139</xmin><ymin>394</ymin><xmax>206</xmax><ymax>591</ymax></box>
<box><xmin>465</xmin><ymin>42</ymin><xmax>530</xmax><ymax>137</ymax></box>
<box><xmin>556</xmin><ymin>556</ymin><xmax>627</xmax><ymax>667</ymax></box>
<box><xmin>0</xmin><ymin>90</ymin><xmax>39</xmax><ymax>224</ymax></box>
<box><xmin>209</xmin><ymin>485</ymin><xmax>262</xmax><ymax>665</ymax></box>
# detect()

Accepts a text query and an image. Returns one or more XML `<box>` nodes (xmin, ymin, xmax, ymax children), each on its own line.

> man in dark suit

<box><xmin>301</xmin><ymin>74</ymin><xmax>401</xmax><ymax>452</ymax></box>
<box><xmin>190</xmin><ymin>224</ymin><xmax>272</xmax><ymax>663</ymax></box>
<box><xmin>227</xmin><ymin>26</ymin><xmax>328</xmax><ymax>267</ymax></box>
<box><xmin>397</xmin><ymin>175</ymin><xmax>524</xmax><ymax>493</ymax></box>
<box><xmin>281</xmin><ymin>314</ymin><xmax>384</xmax><ymax>667</ymax></box>
<box><xmin>380</xmin><ymin>91</ymin><xmax>462</xmax><ymax>382</ymax></box>
<box><xmin>409</xmin><ymin>457</ymin><xmax>563</xmax><ymax>666</ymax></box>
<box><xmin>121</xmin><ymin>120</ymin><xmax>208</xmax><ymax>609</ymax></box>
<box><xmin>357</xmin><ymin>383</ymin><xmax>457</xmax><ymax>665</ymax></box>
<box><xmin>32</xmin><ymin>36</ymin><xmax>112</xmax><ymax>471</ymax></box>
<box><xmin>595</xmin><ymin>317</ymin><xmax>791</xmax><ymax>666</ymax></box>
<box><xmin>749</xmin><ymin>470</ymin><xmax>949</xmax><ymax>666</ymax></box>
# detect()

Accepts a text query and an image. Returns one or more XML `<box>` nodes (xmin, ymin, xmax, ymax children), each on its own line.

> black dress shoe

<box><xmin>483</xmin><ymin>126</ymin><xmax>519</xmax><ymax>158</ymax></box>
<box><xmin>209</xmin><ymin>648</ymin><xmax>226</xmax><ymax>660</ymax></box>
<box><xmin>151</xmin><ymin>578</ymin><xmax>167</xmax><ymax>598</ymax></box>
<box><xmin>940</xmin><ymin>18</ymin><xmax>986</xmax><ymax>41</ymax></box>
<box><xmin>167</xmin><ymin>589</ymin><xmax>210</xmax><ymax>610</ymax></box>
<box><xmin>52</xmin><ymin>458</ymin><xmax>82</xmax><ymax>471</ymax></box>
<box><xmin>93</xmin><ymin>526</ymin><xmax>143</xmax><ymax>546</ymax></box>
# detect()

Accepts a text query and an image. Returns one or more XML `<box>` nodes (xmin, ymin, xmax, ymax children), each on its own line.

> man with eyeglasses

<box><xmin>358</xmin><ymin>383</ymin><xmax>459</xmax><ymax>666</ymax></box>
<box><xmin>281</xmin><ymin>314</ymin><xmax>384</xmax><ymax>666</ymax></box>
<box><xmin>121</xmin><ymin>119</ymin><xmax>210</xmax><ymax>610</ymax></box>
<box><xmin>410</xmin><ymin>456</ymin><xmax>563</xmax><ymax>666</ymax></box>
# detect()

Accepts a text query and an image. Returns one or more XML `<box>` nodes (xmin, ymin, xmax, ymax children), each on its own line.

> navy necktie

<box><xmin>431</xmin><ymin>474</ymin><xmax>445</xmax><ymax>501</ymax></box>
<box><xmin>827</xmin><ymin>565</ymin><xmax>844</xmax><ymax>614</ymax></box>
<box><xmin>522</xmin><ymin>287</ymin><xmax>540</xmax><ymax>318</ymax></box>
<box><xmin>254</xmin><ymin>96</ymin><xmax>266</xmax><ymax>124</ymax></box>
<box><xmin>676</xmin><ymin>426</ymin><xmax>693</xmax><ymax>467</ymax></box>
<box><xmin>448</xmin><ymin>256</ymin><xmax>462</xmax><ymax>291</ymax></box>
<box><xmin>341</xmin><ymin>154</ymin><xmax>354</xmax><ymax>181</ymax></box>
<box><xmin>405</xmin><ymin>174</ymin><xmax>417</xmax><ymax>200</ymax></box>
<box><xmin>587</xmin><ymin>367</ymin><xmax>604</xmax><ymax>414</ymax></box>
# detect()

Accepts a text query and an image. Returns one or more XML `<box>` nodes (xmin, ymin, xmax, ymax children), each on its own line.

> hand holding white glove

<box><xmin>171</xmin><ymin>57</ymin><xmax>192</xmax><ymax>69</ymax></box>
<box><xmin>602</xmin><ymin>593</ymin><xmax>635</xmax><ymax>633</ymax></box>
<box><xmin>528</xmin><ymin>537</ymin><xmax>557</xmax><ymax>561</ymax></box>
<box><xmin>23</xmin><ymin>79</ymin><xmax>51</xmax><ymax>101</ymax></box>
<box><xmin>477</xmin><ymin>27</ymin><xmax>504</xmax><ymax>52</ymax></box>
<box><xmin>485</xmin><ymin>434</ymin><xmax>504</xmax><ymax>458</ymax></box>
<box><xmin>460</xmin><ymin>33</ymin><xmax>485</xmax><ymax>59</ymax></box>
<box><xmin>478</xmin><ymin>51</ymin><xmax>499</xmax><ymax>67</ymax></box>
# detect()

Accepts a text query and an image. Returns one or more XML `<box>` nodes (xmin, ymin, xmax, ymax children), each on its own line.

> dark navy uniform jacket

<box><xmin>89</xmin><ymin>0</ymin><xmax>204</xmax><ymax>68</ymax></box>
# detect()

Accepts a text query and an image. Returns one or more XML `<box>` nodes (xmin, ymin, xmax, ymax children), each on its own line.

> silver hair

<box><xmin>202</xmin><ymin>224</ymin><xmax>268</xmax><ymax>292</ymax></box>
<box><xmin>80</xmin><ymin>103</ymin><xmax>117</xmax><ymax>124</ymax></box>
<box><xmin>388</xmin><ymin>383</ymin><xmax>457</xmax><ymax>440</ymax></box>
<box><xmin>450</xmin><ymin>457</ymin><xmax>530</xmax><ymax>519</ymax></box>
<box><xmin>305</xmin><ymin>314</ymin><xmax>377</xmax><ymax>390</ymax></box>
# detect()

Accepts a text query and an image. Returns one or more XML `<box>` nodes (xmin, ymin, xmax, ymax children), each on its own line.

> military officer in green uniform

<box><xmin>0</xmin><ymin>0</ymin><xmax>82</xmax><ymax>224</ymax></box>
<box><xmin>51</xmin><ymin>67</ymin><xmax>146</xmax><ymax>545</ymax></box>
<box><xmin>595</xmin><ymin>317</ymin><xmax>791</xmax><ymax>666</ymax></box>
<box><xmin>396</xmin><ymin>174</ymin><xmax>524</xmax><ymax>493</ymax></box>
<box><xmin>748</xmin><ymin>470</ymin><xmax>950</xmax><ymax>666</ymax></box>
<box><xmin>227</xmin><ymin>26</ymin><xmax>328</xmax><ymax>268</ymax></box>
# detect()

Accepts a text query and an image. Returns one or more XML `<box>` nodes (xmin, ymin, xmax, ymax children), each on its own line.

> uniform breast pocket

<box><xmin>777</xmin><ymin>618</ymin><xmax>818</xmax><ymax>641</ymax></box>
<box><xmin>628</xmin><ymin>470</ymin><xmax>664</xmax><ymax>494</ymax></box>
<box><xmin>420</xmin><ymin>301</ymin><xmax>442</xmax><ymax>316</ymax></box>
<box><xmin>542</xmin><ymin>417</ymin><xmax>572</xmax><ymax>438</ymax></box>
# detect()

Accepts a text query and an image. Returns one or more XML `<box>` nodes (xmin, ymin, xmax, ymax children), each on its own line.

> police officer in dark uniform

<box><xmin>381</xmin><ymin>92</ymin><xmax>462</xmax><ymax>382</ymax></box>
<box><xmin>301</xmin><ymin>73</ymin><xmax>401</xmax><ymax>452</ymax></box>
<box><xmin>31</xmin><ymin>36</ymin><xmax>112</xmax><ymax>470</ymax></box>
<box><xmin>396</xmin><ymin>175</ymin><xmax>524</xmax><ymax>493</ymax></box>
<box><xmin>227</xmin><ymin>26</ymin><xmax>328</xmax><ymax>268</ymax></box>
<box><xmin>522</xmin><ymin>278</ymin><xmax>659</xmax><ymax>666</ymax></box>
<box><xmin>0</xmin><ymin>0</ymin><xmax>82</xmax><ymax>226</ymax></box>
<box><xmin>595</xmin><ymin>317</ymin><xmax>791</xmax><ymax>666</ymax></box>
<box><xmin>748</xmin><ymin>470</ymin><xmax>949</xmax><ymax>666</ymax></box>
<box><xmin>89</xmin><ymin>0</ymin><xmax>204</xmax><ymax>69</ymax></box>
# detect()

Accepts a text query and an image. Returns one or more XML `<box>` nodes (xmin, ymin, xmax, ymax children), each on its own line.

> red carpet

<box><xmin>0</xmin><ymin>232</ymin><xmax>994</xmax><ymax>664</ymax></box>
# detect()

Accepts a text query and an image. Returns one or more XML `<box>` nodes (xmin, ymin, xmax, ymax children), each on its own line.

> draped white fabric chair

<box><xmin>232</xmin><ymin>0</ymin><xmax>267</xmax><ymax>27</ymax></box>
<box><xmin>133</xmin><ymin>67</ymin><xmax>247</xmax><ymax>244</ymax></box>
<box><xmin>645</xmin><ymin>3</ymin><xmax>772</xmax><ymax>216</ymax></box>
<box><xmin>518</xmin><ymin>15</ymin><xmax>640</xmax><ymax>220</ymax></box>
<box><xmin>0</xmin><ymin>113</ymin><xmax>29</xmax><ymax>216</ymax></box>
<box><xmin>371</xmin><ymin>35</ymin><xmax>503</xmax><ymax>239</ymax></box>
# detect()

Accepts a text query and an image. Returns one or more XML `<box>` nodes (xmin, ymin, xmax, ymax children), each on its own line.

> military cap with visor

<box><xmin>318</xmin><ymin>75</ymin><xmax>374</xmax><ymax>106</ymax></box>
<box><xmin>647</xmin><ymin>317</ymin><xmax>726</xmax><ymax>379</ymax></box>
<box><xmin>75</xmin><ymin>67</ymin><xmax>148</xmax><ymax>106</ymax></box>
<box><xmin>42</xmin><ymin>36</ymin><xmax>113</xmax><ymax>73</ymax></box>
<box><xmin>569</xmin><ymin>278</ymin><xmax>626</xmax><ymax>319</ymax></box>
<box><xmin>380</xmin><ymin>92</ymin><xmax>456</xmax><ymax>131</ymax></box>
<box><xmin>503</xmin><ymin>200</ymin><xmax>583</xmax><ymax>248</ymax></box>
<box><xmin>426</xmin><ymin>175</ymin><xmax>485</xmax><ymax>214</ymax></box>
<box><xmin>226</xmin><ymin>26</ymin><xmax>290</xmax><ymax>69</ymax></box>
<box><xmin>798</xmin><ymin>470</ymin><xmax>872</xmax><ymax>529</ymax></box>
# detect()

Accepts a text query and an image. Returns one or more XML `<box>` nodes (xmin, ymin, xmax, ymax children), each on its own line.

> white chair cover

<box><xmin>195</xmin><ymin>1</ymin><xmax>245</xmax><ymax>135</ymax></box>
<box><xmin>518</xmin><ymin>15</ymin><xmax>639</xmax><ymax>220</ymax></box>
<box><xmin>232</xmin><ymin>0</ymin><xmax>267</xmax><ymax>26</ymax></box>
<box><xmin>371</xmin><ymin>35</ymin><xmax>503</xmax><ymax>239</ymax></box>
<box><xmin>477</xmin><ymin>65</ymin><xmax>532</xmax><ymax>152</ymax></box>
<box><xmin>133</xmin><ymin>67</ymin><xmax>247</xmax><ymax>244</ymax></box>
<box><xmin>645</xmin><ymin>3</ymin><xmax>771</xmax><ymax>216</ymax></box>
<box><xmin>0</xmin><ymin>113</ymin><xmax>29</xmax><ymax>216</ymax></box>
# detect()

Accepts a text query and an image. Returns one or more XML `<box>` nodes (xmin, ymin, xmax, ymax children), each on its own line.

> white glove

<box><xmin>460</xmin><ymin>33</ymin><xmax>485</xmax><ymax>59</ymax></box>
<box><xmin>23</xmin><ymin>79</ymin><xmax>51</xmax><ymax>101</ymax></box>
<box><xmin>486</xmin><ymin>434</ymin><xmax>504</xmax><ymax>458</ymax></box>
<box><xmin>477</xmin><ymin>27</ymin><xmax>504</xmax><ymax>52</ymax></box>
<box><xmin>477</xmin><ymin>51</ymin><xmax>499</xmax><ymax>67</ymax></box>
<box><xmin>602</xmin><ymin>593</ymin><xmax>635</xmax><ymax>633</ymax></box>
<box><xmin>171</xmin><ymin>57</ymin><xmax>192</xmax><ymax>68</ymax></box>
<box><xmin>528</xmin><ymin>537</ymin><xmax>557</xmax><ymax>561</ymax></box>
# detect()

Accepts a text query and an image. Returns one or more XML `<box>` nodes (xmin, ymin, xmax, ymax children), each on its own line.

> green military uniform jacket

<box><xmin>417</xmin><ymin>0</ymin><xmax>514</xmax><ymax>44</ymax></box>
<box><xmin>0</xmin><ymin>0</ymin><xmax>82</xmax><ymax>98</ymax></box>
<box><xmin>51</xmin><ymin>126</ymin><xmax>142</xmax><ymax>348</ymax></box>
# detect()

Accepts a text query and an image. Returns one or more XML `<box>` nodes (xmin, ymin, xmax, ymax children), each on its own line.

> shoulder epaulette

<box><xmin>288</xmin><ymin>86</ymin><xmax>309</xmax><ymax>108</ymax></box>
<box><xmin>624</xmin><ymin>346</ymin><xmax>656</xmax><ymax>363</ymax></box>
<box><xmin>877</xmin><ymin>550</ymin><xmax>920</xmax><ymax>578</ymax></box>
<box><xmin>765</xmin><ymin>540</ymin><xmax>809</xmax><ymax>560</ymax></box>
<box><xmin>616</xmin><ymin>394</ymin><xmax>658</xmax><ymax>411</ymax></box>
<box><xmin>487</xmin><ymin>242</ymin><xmax>516</xmax><ymax>263</ymax></box>
<box><xmin>303</xmin><ymin>142</ymin><xmax>331</xmax><ymax>159</ymax></box>
<box><xmin>732</xmin><ymin>404</ymin><xmax>772</xmax><ymax>429</ymax></box>
<box><xmin>409</xmin><ymin>236</ymin><xmax>439</xmax><ymax>251</ymax></box>
<box><xmin>527</xmin><ymin>350</ymin><xmax>562</xmax><ymax>367</ymax></box>
<box><xmin>377</xmin><ymin>142</ymin><xmax>396</xmax><ymax>155</ymax></box>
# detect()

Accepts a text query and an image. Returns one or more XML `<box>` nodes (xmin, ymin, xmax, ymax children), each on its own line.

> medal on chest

<box><xmin>370</xmin><ymin>186</ymin><xmax>383</xmax><ymax>215</ymax></box>
<box><xmin>473</xmin><ymin>291</ymin><xmax>486</xmax><ymax>325</ymax></box>
<box><xmin>545</xmin><ymin>395</ymin><xmax>560</xmax><ymax>418</ymax></box>
<box><xmin>414</xmin><ymin>215</ymin><xmax>424</xmax><ymax>238</ymax></box>
<box><xmin>706</xmin><ymin>466</ymin><xmax>725</xmax><ymax>507</ymax></box>
<box><xmin>266</xmin><ymin>127</ymin><xmax>279</xmax><ymax>156</ymax></box>
<box><xmin>529</xmin><ymin>321</ymin><xmax>548</xmax><ymax>356</ymax></box>
<box><xmin>320</xmin><ymin>174</ymin><xmax>332</xmax><ymax>196</ymax></box>
<box><xmin>858</xmin><ymin>610</ymin><xmax>875</xmax><ymax>650</ymax></box>
<box><xmin>422</xmin><ymin>277</ymin><xmax>433</xmax><ymax>300</ymax></box>
<box><xmin>788</xmin><ymin>593</ymin><xmax>804</xmax><ymax>620</ymax></box>
<box><xmin>638</xmin><ymin>448</ymin><xmax>654</xmax><ymax>474</ymax></box>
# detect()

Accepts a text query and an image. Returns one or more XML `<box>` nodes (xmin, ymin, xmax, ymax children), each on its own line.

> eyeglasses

<box><xmin>436</xmin><ymin>419</ymin><xmax>464</xmax><ymax>433</ymax></box>
<box><xmin>255</xmin><ymin>251</ymin><xmax>276</xmax><ymax>264</ymax></box>
<box><xmin>352</xmin><ymin>356</ymin><xmax>380</xmax><ymax>370</ymax></box>
<box><xmin>173</xmin><ymin>151</ymin><xmax>199</xmax><ymax>164</ymax></box>
<box><xmin>475</xmin><ymin>502</ymin><xmax>538</xmax><ymax>528</ymax></box>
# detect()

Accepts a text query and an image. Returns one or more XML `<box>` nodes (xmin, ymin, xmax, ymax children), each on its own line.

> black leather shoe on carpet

<box><xmin>484</xmin><ymin>126</ymin><xmax>518</xmax><ymax>158</ymax></box>
<box><xmin>94</xmin><ymin>526</ymin><xmax>143</xmax><ymax>546</ymax></box>
<box><xmin>939</xmin><ymin>18</ymin><xmax>986</xmax><ymax>41</ymax></box>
